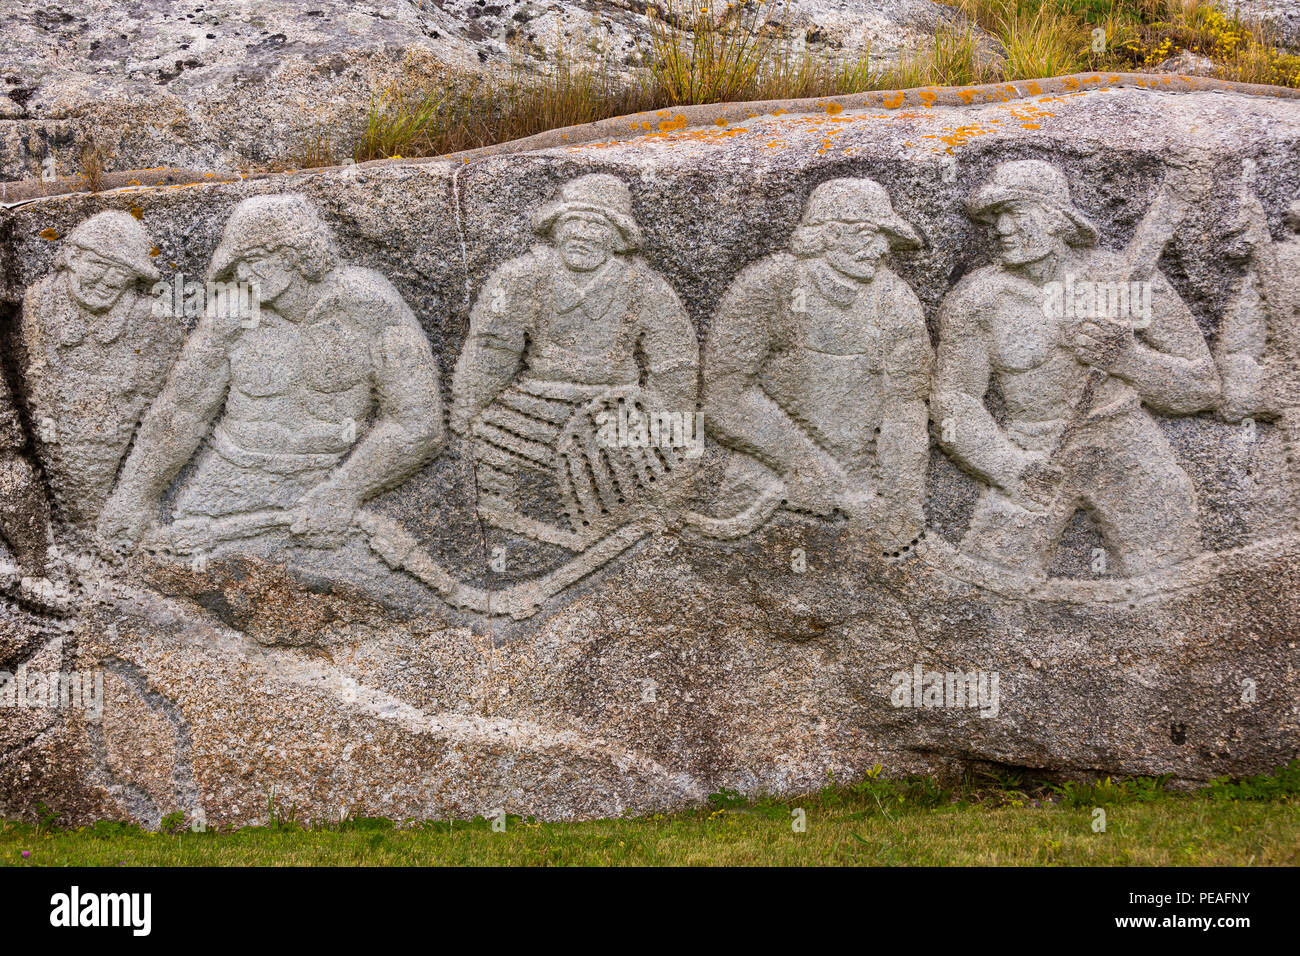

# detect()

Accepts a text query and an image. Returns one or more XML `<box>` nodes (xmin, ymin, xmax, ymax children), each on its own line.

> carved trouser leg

<box><xmin>0</xmin><ymin>452</ymin><xmax>50</xmax><ymax>573</ymax></box>
<box><xmin>963</xmin><ymin>408</ymin><xmax>1202</xmax><ymax>578</ymax></box>
<box><xmin>1077</xmin><ymin>410</ymin><xmax>1202</xmax><ymax>575</ymax></box>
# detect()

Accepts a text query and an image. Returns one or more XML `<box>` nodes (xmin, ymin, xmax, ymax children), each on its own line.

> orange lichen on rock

<box><xmin>129</xmin><ymin>205</ymin><xmax>143</xmax><ymax>220</ymax></box>
<box><xmin>883</xmin><ymin>91</ymin><xmax>905</xmax><ymax>109</ymax></box>
<box><xmin>921</xmin><ymin>123</ymin><xmax>997</xmax><ymax>149</ymax></box>
<box><xmin>39</xmin><ymin>228</ymin><xmax>59</xmax><ymax>240</ymax></box>
<box><xmin>826</xmin><ymin>102</ymin><xmax>843</xmax><ymax>115</ymax></box>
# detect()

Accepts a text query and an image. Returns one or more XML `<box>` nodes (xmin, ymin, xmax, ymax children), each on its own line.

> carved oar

<box><xmin>680</xmin><ymin>481</ymin><xmax>785</xmax><ymax>540</ymax></box>
<box><xmin>1030</xmin><ymin>163</ymin><xmax>1201</xmax><ymax>514</ymax></box>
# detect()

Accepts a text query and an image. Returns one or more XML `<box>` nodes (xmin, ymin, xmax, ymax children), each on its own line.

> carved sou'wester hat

<box><xmin>532</xmin><ymin>174</ymin><xmax>642</xmax><ymax>252</ymax></box>
<box><xmin>967</xmin><ymin>160</ymin><xmax>1098</xmax><ymax>247</ymax></box>
<box><xmin>801</xmin><ymin>178</ymin><xmax>923</xmax><ymax>250</ymax></box>
<box><xmin>65</xmin><ymin>211</ymin><xmax>160</xmax><ymax>282</ymax></box>
<box><xmin>206</xmin><ymin>194</ymin><xmax>335</xmax><ymax>282</ymax></box>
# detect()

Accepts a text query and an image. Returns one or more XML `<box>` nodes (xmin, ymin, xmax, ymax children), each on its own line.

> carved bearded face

<box><xmin>555</xmin><ymin>214</ymin><xmax>617</xmax><ymax>272</ymax></box>
<box><xmin>991</xmin><ymin>200</ymin><xmax>1067</xmax><ymax>267</ymax></box>
<box><xmin>821</xmin><ymin>221</ymin><xmax>890</xmax><ymax>280</ymax></box>
<box><xmin>66</xmin><ymin>247</ymin><xmax>134</xmax><ymax>313</ymax></box>
<box><xmin>234</xmin><ymin>244</ymin><xmax>297</xmax><ymax>305</ymax></box>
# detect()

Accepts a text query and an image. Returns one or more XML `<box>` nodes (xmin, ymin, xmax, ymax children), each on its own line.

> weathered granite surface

<box><xmin>1</xmin><ymin>75</ymin><xmax>1298</xmax><ymax>826</ymax></box>
<box><xmin>1235</xmin><ymin>0</ymin><xmax>1300</xmax><ymax>50</ymax></box>
<box><xmin>0</xmin><ymin>0</ymin><xmax>960</xmax><ymax>180</ymax></box>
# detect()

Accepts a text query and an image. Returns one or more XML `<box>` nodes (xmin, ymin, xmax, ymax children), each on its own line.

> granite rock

<box><xmin>1</xmin><ymin>75</ymin><xmax>1298</xmax><ymax>826</ymax></box>
<box><xmin>0</xmin><ymin>0</ymin><xmax>962</xmax><ymax>180</ymax></box>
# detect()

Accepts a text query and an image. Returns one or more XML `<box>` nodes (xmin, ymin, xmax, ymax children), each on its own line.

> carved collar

<box><xmin>803</xmin><ymin>258</ymin><xmax>867</xmax><ymax>308</ymax></box>
<box><xmin>553</xmin><ymin>257</ymin><xmax>625</xmax><ymax>319</ymax></box>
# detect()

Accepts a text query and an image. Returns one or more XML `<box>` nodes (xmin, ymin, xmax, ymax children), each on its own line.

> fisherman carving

<box><xmin>1216</xmin><ymin>171</ymin><xmax>1300</xmax><ymax>526</ymax></box>
<box><xmin>699</xmin><ymin>178</ymin><xmax>932</xmax><ymax>551</ymax></box>
<box><xmin>21</xmin><ymin>211</ymin><xmax>181</xmax><ymax>529</ymax></box>
<box><xmin>95</xmin><ymin>194</ymin><xmax>443</xmax><ymax>554</ymax></box>
<box><xmin>932</xmin><ymin>160</ymin><xmax>1221</xmax><ymax>578</ymax></box>
<box><xmin>450</xmin><ymin>174</ymin><xmax>699</xmax><ymax>547</ymax></box>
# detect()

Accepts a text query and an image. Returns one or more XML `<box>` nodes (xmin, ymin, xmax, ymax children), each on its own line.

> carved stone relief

<box><xmin>450</xmin><ymin>173</ymin><xmax>701</xmax><ymax>554</ymax></box>
<box><xmin>4</xmin><ymin>81</ymin><xmax>1300</xmax><ymax>825</ymax></box>
<box><xmin>21</xmin><ymin>211</ymin><xmax>181</xmax><ymax>531</ymax></box>
<box><xmin>1216</xmin><ymin>166</ymin><xmax>1300</xmax><ymax>529</ymax></box>
<box><xmin>94</xmin><ymin>194</ymin><xmax>444</xmax><ymax>560</ymax></box>
<box><xmin>11</xmin><ymin>166</ymin><xmax>1292</xmax><ymax>612</ymax></box>
<box><xmin>931</xmin><ymin>160</ymin><xmax>1221</xmax><ymax>579</ymax></box>
<box><xmin>697</xmin><ymin>177</ymin><xmax>931</xmax><ymax>553</ymax></box>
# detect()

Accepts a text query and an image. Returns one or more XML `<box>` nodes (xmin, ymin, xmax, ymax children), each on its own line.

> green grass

<box><xmin>5</xmin><ymin>763</ymin><xmax>1298</xmax><ymax>866</ymax></box>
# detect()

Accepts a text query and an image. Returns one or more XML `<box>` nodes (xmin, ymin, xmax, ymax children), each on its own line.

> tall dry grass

<box><xmin>324</xmin><ymin>0</ymin><xmax>1297</xmax><ymax>167</ymax></box>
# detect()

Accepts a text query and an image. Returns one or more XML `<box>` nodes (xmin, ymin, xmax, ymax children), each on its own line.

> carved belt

<box><xmin>211</xmin><ymin>427</ymin><xmax>344</xmax><ymax>476</ymax></box>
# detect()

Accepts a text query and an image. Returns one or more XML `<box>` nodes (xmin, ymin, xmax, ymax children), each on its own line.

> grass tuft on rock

<box><xmin>292</xmin><ymin>0</ymin><xmax>1298</xmax><ymax>168</ymax></box>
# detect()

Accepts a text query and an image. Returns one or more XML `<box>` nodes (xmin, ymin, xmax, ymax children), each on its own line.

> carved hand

<box><xmin>1012</xmin><ymin>455</ymin><xmax>1065</xmax><ymax>513</ymax></box>
<box><xmin>289</xmin><ymin>481</ymin><xmax>360</xmax><ymax>547</ymax></box>
<box><xmin>94</xmin><ymin>492</ymin><xmax>155</xmax><ymax>554</ymax></box>
<box><xmin>842</xmin><ymin>489</ymin><xmax>925</xmax><ymax>551</ymax></box>
<box><xmin>1072</xmin><ymin>317</ymin><xmax>1133</xmax><ymax>370</ymax></box>
<box><xmin>783</xmin><ymin>456</ymin><xmax>847</xmax><ymax>517</ymax></box>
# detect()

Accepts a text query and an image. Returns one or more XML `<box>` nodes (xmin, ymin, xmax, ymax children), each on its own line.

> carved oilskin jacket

<box><xmin>21</xmin><ymin>271</ymin><xmax>182</xmax><ymax>524</ymax></box>
<box><xmin>705</xmin><ymin>252</ymin><xmax>932</xmax><ymax>472</ymax></box>
<box><xmin>451</xmin><ymin>245</ymin><xmax>699</xmax><ymax>434</ymax></box>
<box><xmin>1221</xmin><ymin>235</ymin><xmax>1300</xmax><ymax>414</ymax></box>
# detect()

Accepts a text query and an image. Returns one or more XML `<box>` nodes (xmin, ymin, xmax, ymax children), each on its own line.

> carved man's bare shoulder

<box><xmin>939</xmin><ymin>265</ymin><xmax>1006</xmax><ymax>329</ymax></box>
<box><xmin>312</xmin><ymin>265</ymin><xmax>418</xmax><ymax>330</ymax></box>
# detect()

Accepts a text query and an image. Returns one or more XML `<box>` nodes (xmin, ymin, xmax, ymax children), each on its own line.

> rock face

<box><xmin>1235</xmin><ymin>1</ymin><xmax>1300</xmax><ymax>51</ymax></box>
<box><xmin>0</xmin><ymin>0</ymin><xmax>960</xmax><ymax>181</ymax></box>
<box><xmin>1</xmin><ymin>75</ymin><xmax>1299</xmax><ymax>827</ymax></box>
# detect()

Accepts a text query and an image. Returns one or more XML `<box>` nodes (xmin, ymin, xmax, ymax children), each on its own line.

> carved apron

<box><xmin>470</xmin><ymin>259</ymin><xmax>648</xmax><ymax>538</ymax></box>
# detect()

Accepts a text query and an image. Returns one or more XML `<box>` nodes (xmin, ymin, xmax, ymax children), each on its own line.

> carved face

<box><xmin>66</xmin><ymin>247</ymin><xmax>134</xmax><ymax>313</ymax></box>
<box><xmin>555</xmin><ymin>214</ymin><xmax>617</xmax><ymax>272</ymax></box>
<box><xmin>235</xmin><ymin>244</ymin><xmax>297</xmax><ymax>305</ymax></box>
<box><xmin>821</xmin><ymin>221</ymin><xmax>889</xmax><ymax>280</ymax></box>
<box><xmin>992</xmin><ymin>200</ymin><xmax>1065</xmax><ymax>267</ymax></box>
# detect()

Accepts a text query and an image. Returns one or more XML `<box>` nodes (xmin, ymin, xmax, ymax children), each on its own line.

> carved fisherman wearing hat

<box><xmin>451</xmin><ymin>174</ymin><xmax>697</xmax><ymax>540</ymax></box>
<box><xmin>1216</xmin><ymin>177</ymin><xmax>1300</xmax><ymax>529</ymax></box>
<box><xmin>22</xmin><ymin>211</ymin><xmax>181</xmax><ymax>529</ymax></box>
<box><xmin>97</xmin><ymin>193</ymin><xmax>443</xmax><ymax>552</ymax></box>
<box><xmin>933</xmin><ymin>160</ymin><xmax>1221</xmax><ymax>577</ymax></box>
<box><xmin>703</xmin><ymin>178</ymin><xmax>932</xmax><ymax>549</ymax></box>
